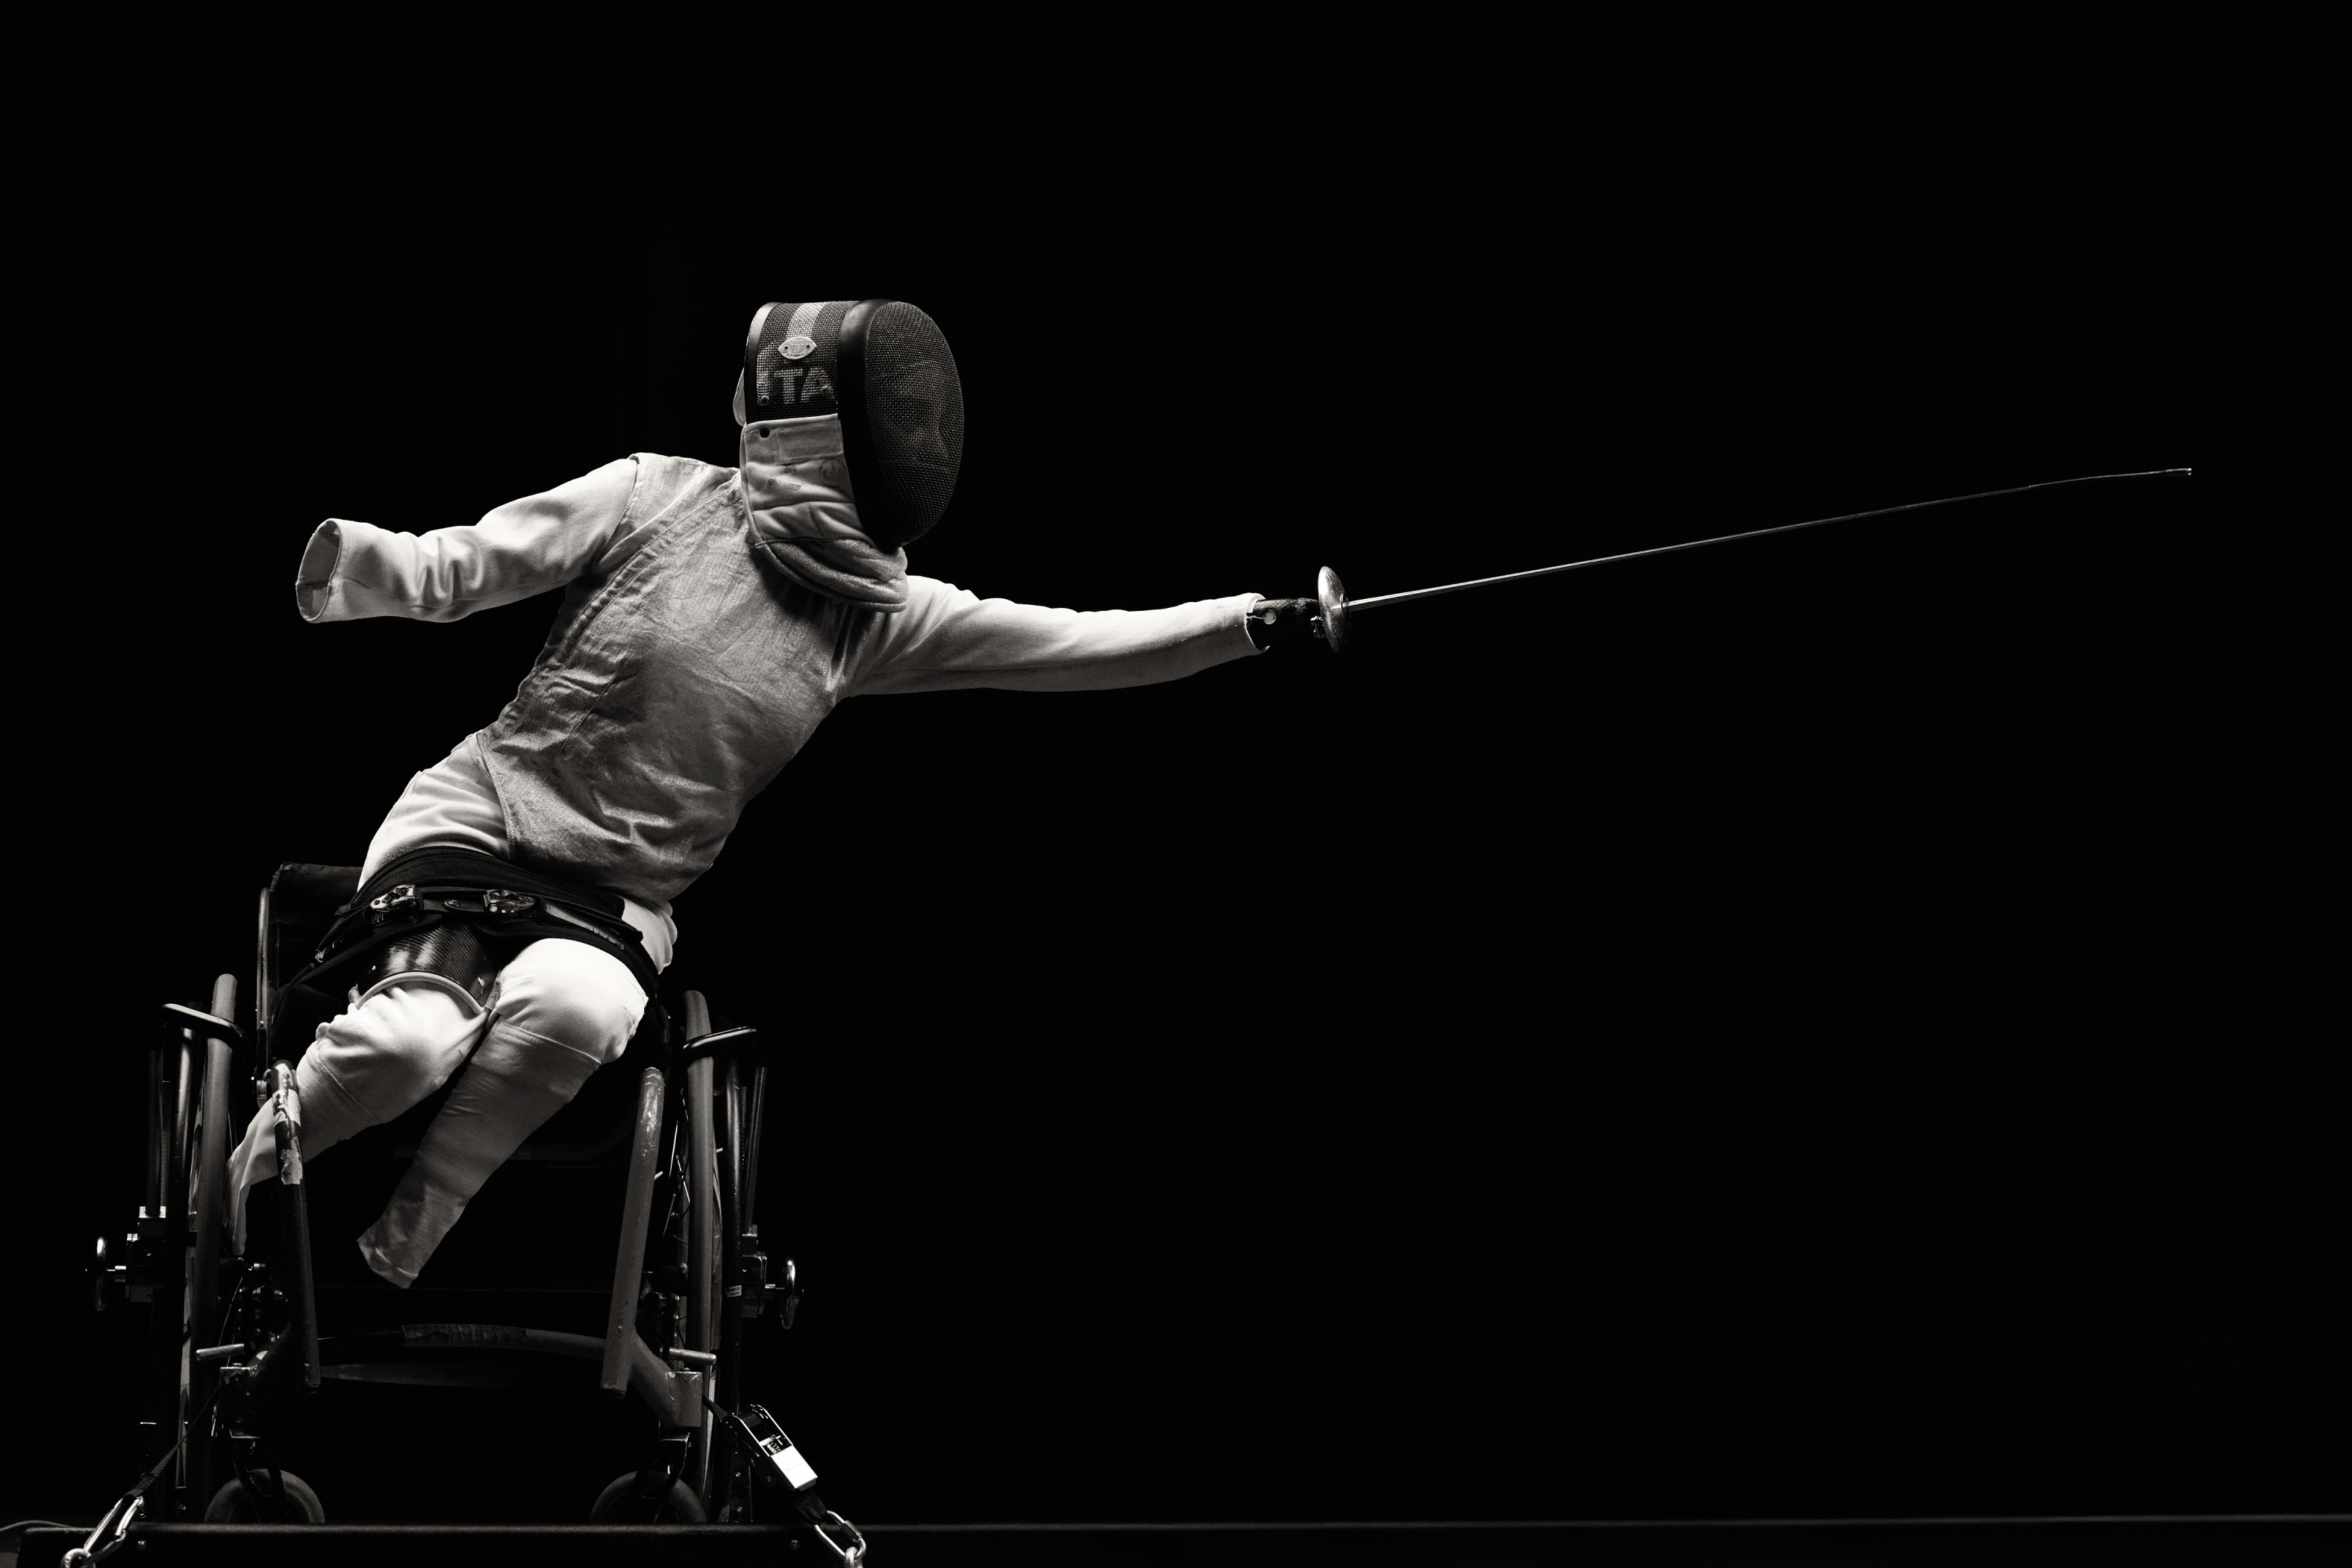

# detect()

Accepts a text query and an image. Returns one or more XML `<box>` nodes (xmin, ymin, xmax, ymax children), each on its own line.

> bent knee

<box><xmin>492</xmin><ymin>939</ymin><xmax>645</xmax><ymax>1064</ymax></box>
<box><xmin>309</xmin><ymin>982</ymin><xmax>486</xmax><ymax>1107</ymax></box>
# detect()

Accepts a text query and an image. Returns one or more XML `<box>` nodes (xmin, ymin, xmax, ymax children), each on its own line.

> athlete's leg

<box><xmin>225</xmin><ymin>980</ymin><xmax>489</xmax><ymax>1253</ymax></box>
<box><xmin>357</xmin><ymin>938</ymin><xmax>645</xmax><ymax>1286</ymax></box>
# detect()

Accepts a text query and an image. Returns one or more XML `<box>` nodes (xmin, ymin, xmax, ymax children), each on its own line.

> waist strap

<box><xmin>304</xmin><ymin>846</ymin><xmax>660</xmax><ymax>1000</ymax></box>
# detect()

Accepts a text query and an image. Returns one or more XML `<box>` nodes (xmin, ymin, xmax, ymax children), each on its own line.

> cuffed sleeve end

<box><xmin>295</xmin><ymin>519</ymin><xmax>343</xmax><ymax>622</ymax></box>
<box><xmin>1234</xmin><ymin>594</ymin><xmax>1269</xmax><ymax>655</ymax></box>
<box><xmin>295</xmin><ymin>517</ymin><xmax>418</xmax><ymax>622</ymax></box>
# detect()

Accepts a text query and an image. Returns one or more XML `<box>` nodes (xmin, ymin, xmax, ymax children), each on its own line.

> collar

<box><xmin>737</xmin><ymin>415</ymin><xmax>909</xmax><ymax>612</ymax></box>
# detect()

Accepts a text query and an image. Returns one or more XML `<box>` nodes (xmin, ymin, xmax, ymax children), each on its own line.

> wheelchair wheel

<box><xmin>202</xmin><ymin>1471</ymin><xmax>325</xmax><ymax>1523</ymax></box>
<box><xmin>589</xmin><ymin>1470</ymin><xmax>707</xmax><ymax>1523</ymax></box>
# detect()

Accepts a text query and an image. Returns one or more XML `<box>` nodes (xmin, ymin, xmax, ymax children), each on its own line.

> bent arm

<box><xmin>852</xmin><ymin>575</ymin><xmax>1264</xmax><ymax>695</ymax></box>
<box><xmin>295</xmin><ymin>458</ymin><xmax>639</xmax><ymax>623</ymax></box>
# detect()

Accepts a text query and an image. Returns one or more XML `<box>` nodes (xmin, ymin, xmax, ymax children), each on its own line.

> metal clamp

<box><xmin>708</xmin><ymin>1400</ymin><xmax>862</xmax><ymax>1559</ymax></box>
<box><xmin>62</xmin><ymin>1396</ymin><xmax>198</xmax><ymax>1568</ymax></box>
<box><xmin>368</xmin><ymin>883</ymin><xmax>420</xmax><ymax>914</ymax></box>
<box><xmin>811</xmin><ymin>1508</ymin><xmax>867</xmax><ymax>1566</ymax></box>
<box><xmin>61</xmin><ymin>1492</ymin><xmax>141</xmax><ymax>1567</ymax></box>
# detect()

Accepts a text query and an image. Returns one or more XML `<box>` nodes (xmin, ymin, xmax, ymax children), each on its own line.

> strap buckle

<box><xmin>367</xmin><ymin>884</ymin><xmax>419</xmax><ymax>914</ymax></box>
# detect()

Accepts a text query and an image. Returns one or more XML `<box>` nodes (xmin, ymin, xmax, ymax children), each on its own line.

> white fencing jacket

<box><xmin>301</xmin><ymin>429</ymin><xmax>1264</xmax><ymax>948</ymax></box>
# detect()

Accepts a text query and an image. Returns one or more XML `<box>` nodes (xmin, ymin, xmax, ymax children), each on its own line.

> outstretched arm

<box><xmin>294</xmin><ymin>458</ymin><xmax>641</xmax><ymax>624</ymax></box>
<box><xmin>850</xmin><ymin>576</ymin><xmax>1271</xmax><ymax>696</ymax></box>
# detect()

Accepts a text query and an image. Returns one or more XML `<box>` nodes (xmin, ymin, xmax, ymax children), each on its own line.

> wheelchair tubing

<box><xmin>254</xmin><ymin>881</ymin><xmax>274</xmax><ymax>1042</ymax></box>
<box><xmin>719</xmin><ymin>1051</ymin><xmax>744</xmax><ymax>1414</ymax></box>
<box><xmin>715</xmin><ymin>1052</ymin><xmax>766</xmax><ymax>1522</ymax></box>
<box><xmin>741</xmin><ymin>1057</ymin><xmax>768</xmax><ymax>1234</ymax></box>
<box><xmin>183</xmin><ymin>974</ymin><xmax>239</xmax><ymax>1518</ymax></box>
<box><xmin>686</xmin><ymin>1064</ymin><xmax>720</xmax><ymax>1364</ymax></box>
<box><xmin>276</xmin><ymin>1129</ymin><xmax>322</xmax><ymax>1394</ymax></box>
<box><xmin>170</xmin><ymin>1036</ymin><xmax>195</xmax><ymax>1229</ymax></box>
<box><xmin>136</xmin><ymin>1023</ymin><xmax>193</xmax><ymax>1512</ymax></box>
<box><xmin>601</xmin><ymin>1061</ymin><xmax>669</xmax><ymax>1398</ymax></box>
<box><xmin>145</xmin><ymin>1036</ymin><xmax>168</xmax><ymax>1219</ymax></box>
<box><xmin>682</xmin><ymin>991</ymin><xmax>721</xmax><ymax>1505</ymax></box>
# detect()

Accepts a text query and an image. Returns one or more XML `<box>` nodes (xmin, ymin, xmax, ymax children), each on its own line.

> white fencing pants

<box><xmin>227</xmin><ymin>937</ymin><xmax>646</xmax><ymax>1287</ymax></box>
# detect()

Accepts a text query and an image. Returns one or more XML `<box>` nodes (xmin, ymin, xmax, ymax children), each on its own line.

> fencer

<box><xmin>228</xmin><ymin>300</ymin><xmax>1322</xmax><ymax>1287</ymax></box>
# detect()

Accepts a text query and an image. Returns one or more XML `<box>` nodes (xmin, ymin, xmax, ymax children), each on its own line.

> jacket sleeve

<box><xmin>294</xmin><ymin>459</ymin><xmax>640</xmax><ymax>624</ymax></box>
<box><xmin>850</xmin><ymin>575</ymin><xmax>1265</xmax><ymax>695</ymax></box>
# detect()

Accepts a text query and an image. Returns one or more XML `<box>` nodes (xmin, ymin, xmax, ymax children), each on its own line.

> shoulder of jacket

<box><xmin>622</xmin><ymin>451</ymin><xmax>724</xmax><ymax>477</ymax></box>
<box><xmin>622</xmin><ymin>453</ymin><xmax>742</xmax><ymax>500</ymax></box>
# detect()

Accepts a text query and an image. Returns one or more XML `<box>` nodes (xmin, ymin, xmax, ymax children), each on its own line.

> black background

<box><xmin>15</xmin><ymin>5</ymin><xmax>2343</xmax><ymax>1529</ymax></box>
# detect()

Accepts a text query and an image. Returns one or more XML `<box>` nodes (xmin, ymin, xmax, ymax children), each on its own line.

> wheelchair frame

<box><xmin>90</xmin><ymin>867</ymin><xmax>857</xmax><ymax>1559</ymax></box>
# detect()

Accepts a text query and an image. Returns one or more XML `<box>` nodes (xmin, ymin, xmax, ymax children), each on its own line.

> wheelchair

<box><xmin>86</xmin><ymin>861</ymin><xmax>863</xmax><ymax>1563</ymax></box>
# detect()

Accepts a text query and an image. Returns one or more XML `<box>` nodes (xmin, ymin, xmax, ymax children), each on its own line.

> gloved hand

<box><xmin>1245</xmin><ymin>595</ymin><xmax>1322</xmax><ymax>651</ymax></box>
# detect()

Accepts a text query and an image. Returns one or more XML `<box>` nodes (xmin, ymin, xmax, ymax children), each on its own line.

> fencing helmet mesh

<box><xmin>741</xmin><ymin>300</ymin><xmax>963</xmax><ymax>550</ymax></box>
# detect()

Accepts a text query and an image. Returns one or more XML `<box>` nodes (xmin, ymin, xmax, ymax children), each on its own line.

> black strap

<box><xmin>301</xmin><ymin>846</ymin><xmax>660</xmax><ymax>1000</ymax></box>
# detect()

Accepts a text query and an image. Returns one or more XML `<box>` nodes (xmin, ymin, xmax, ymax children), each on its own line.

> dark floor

<box><xmin>18</xmin><ymin>1518</ymin><xmax>2352</xmax><ymax>1568</ymax></box>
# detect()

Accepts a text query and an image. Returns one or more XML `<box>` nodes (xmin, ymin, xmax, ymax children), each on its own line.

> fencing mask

<box><xmin>737</xmin><ymin>300</ymin><xmax>963</xmax><ymax>551</ymax></box>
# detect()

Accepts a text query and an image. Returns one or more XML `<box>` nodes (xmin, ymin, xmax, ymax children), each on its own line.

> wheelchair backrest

<box><xmin>257</xmin><ymin>863</ymin><xmax>363</xmax><ymax>1038</ymax></box>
